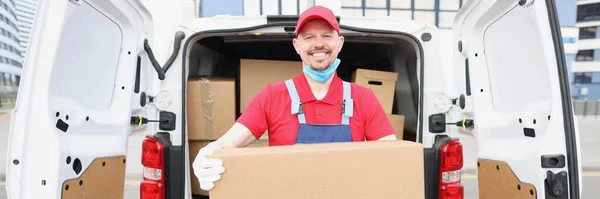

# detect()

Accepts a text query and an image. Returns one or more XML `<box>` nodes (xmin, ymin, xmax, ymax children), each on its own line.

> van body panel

<box><xmin>451</xmin><ymin>0</ymin><xmax>582</xmax><ymax>197</ymax></box>
<box><xmin>5</xmin><ymin>0</ymin><xmax>153</xmax><ymax>198</ymax></box>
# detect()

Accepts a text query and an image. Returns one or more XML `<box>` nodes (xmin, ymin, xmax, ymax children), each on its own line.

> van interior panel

<box><xmin>60</xmin><ymin>156</ymin><xmax>127</xmax><ymax>199</ymax></box>
<box><xmin>476</xmin><ymin>159</ymin><xmax>538</xmax><ymax>199</ymax></box>
<box><xmin>187</xmin><ymin>34</ymin><xmax>419</xmax><ymax>141</ymax></box>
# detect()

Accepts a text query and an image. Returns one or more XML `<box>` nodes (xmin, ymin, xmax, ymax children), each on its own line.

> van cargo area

<box><xmin>184</xmin><ymin>31</ymin><xmax>424</xmax><ymax>198</ymax></box>
<box><xmin>187</xmin><ymin>33</ymin><xmax>420</xmax><ymax>137</ymax></box>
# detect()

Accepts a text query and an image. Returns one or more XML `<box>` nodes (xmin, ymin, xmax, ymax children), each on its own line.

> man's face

<box><xmin>293</xmin><ymin>19</ymin><xmax>344</xmax><ymax>71</ymax></box>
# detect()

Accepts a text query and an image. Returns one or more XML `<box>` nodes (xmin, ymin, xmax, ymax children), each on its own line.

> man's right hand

<box><xmin>192</xmin><ymin>142</ymin><xmax>225</xmax><ymax>191</ymax></box>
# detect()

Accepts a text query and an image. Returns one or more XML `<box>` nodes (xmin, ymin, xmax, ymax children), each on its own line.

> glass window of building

<box><xmin>576</xmin><ymin>50</ymin><xmax>595</xmax><ymax>61</ymax></box>
<box><xmin>440</xmin><ymin>0</ymin><xmax>460</xmax><ymax>11</ymax></box>
<box><xmin>365</xmin><ymin>9</ymin><xmax>388</xmax><ymax>17</ymax></box>
<box><xmin>365</xmin><ymin>0</ymin><xmax>386</xmax><ymax>8</ymax></box>
<box><xmin>389</xmin><ymin>10</ymin><xmax>412</xmax><ymax>20</ymax></box>
<box><xmin>577</xmin><ymin>3</ymin><xmax>600</xmax><ymax>22</ymax></box>
<box><xmin>390</xmin><ymin>0</ymin><xmax>411</xmax><ymax>9</ymax></box>
<box><xmin>414</xmin><ymin>0</ymin><xmax>434</xmax><ymax>9</ymax></box>
<box><xmin>413</xmin><ymin>10</ymin><xmax>436</xmax><ymax>25</ymax></box>
<box><xmin>579</xmin><ymin>27</ymin><xmax>597</xmax><ymax>40</ymax></box>
<box><xmin>342</xmin><ymin>0</ymin><xmax>362</xmax><ymax>7</ymax></box>
<box><xmin>574</xmin><ymin>72</ymin><xmax>593</xmax><ymax>83</ymax></box>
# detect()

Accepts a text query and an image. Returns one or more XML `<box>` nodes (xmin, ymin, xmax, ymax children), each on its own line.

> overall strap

<box><xmin>284</xmin><ymin>79</ymin><xmax>306</xmax><ymax>124</ymax></box>
<box><xmin>341</xmin><ymin>81</ymin><xmax>353</xmax><ymax>125</ymax></box>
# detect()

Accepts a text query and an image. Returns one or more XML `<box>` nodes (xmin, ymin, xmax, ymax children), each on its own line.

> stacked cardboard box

<box><xmin>239</xmin><ymin>59</ymin><xmax>304</xmax><ymax>140</ymax></box>
<box><xmin>186</xmin><ymin>77</ymin><xmax>237</xmax><ymax>195</ymax></box>
<box><xmin>352</xmin><ymin>68</ymin><xmax>406</xmax><ymax>139</ymax></box>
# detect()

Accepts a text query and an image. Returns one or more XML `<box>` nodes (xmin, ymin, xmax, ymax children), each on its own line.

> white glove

<box><xmin>192</xmin><ymin>142</ymin><xmax>225</xmax><ymax>191</ymax></box>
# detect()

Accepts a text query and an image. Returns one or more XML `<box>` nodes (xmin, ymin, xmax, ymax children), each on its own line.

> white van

<box><xmin>5</xmin><ymin>0</ymin><xmax>583</xmax><ymax>198</ymax></box>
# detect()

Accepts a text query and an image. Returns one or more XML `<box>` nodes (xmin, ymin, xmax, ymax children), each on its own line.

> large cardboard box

<box><xmin>187</xmin><ymin>77</ymin><xmax>236</xmax><ymax>140</ymax></box>
<box><xmin>209</xmin><ymin>141</ymin><xmax>424</xmax><ymax>199</ymax></box>
<box><xmin>239</xmin><ymin>59</ymin><xmax>303</xmax><ymax>112</ymax></box>
<box><xmin>188</xmin><ymin>141</ymin><xmax>211</xmax><ymax>196</ymax></box>
<box><xmin>352</xmin><ymin>69</ymin><xmax>398</xmax><ymax>114</ymax></box>
<box><xmin>388</xmin><ymin>114</ymin><xmax>405</xmax><ymax>139</ymax></box>
<box><xmin>189</xmin><ymin>140</ymin><xmax>270</xmax><ymax>196</ymax></box>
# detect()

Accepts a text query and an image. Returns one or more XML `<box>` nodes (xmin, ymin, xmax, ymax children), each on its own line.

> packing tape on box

<box><xmin>200</xmin><ymin>78</ymin><xmax>214</xmax><ymax>139</ymax></box>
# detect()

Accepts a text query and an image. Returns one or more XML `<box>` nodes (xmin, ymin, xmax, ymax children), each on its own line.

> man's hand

<box><xmin>192</xmin><ymin>142</ymin><xmax>225</xmax><ymax>191</ymax></box>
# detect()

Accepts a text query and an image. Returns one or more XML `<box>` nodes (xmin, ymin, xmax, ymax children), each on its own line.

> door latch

<box><xmin>545</xmin><ymin>170</ymin><xmax>568</xmax><ymax>198</ymax></box>
<box><xmin>130</xmin><ymin>111</ymin><xmax>176</xmax><ymax>131</ymax></box>
<box><xmin>429</xmin><ymin>113</ymin><xmax>474</xmax><ymax>133</ymax></box>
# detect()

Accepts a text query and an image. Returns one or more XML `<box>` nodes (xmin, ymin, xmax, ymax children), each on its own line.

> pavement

<box><xmin>0</xmin><ymin>110</ymin><xmax>599</xmax><ymax>198</ymax></box>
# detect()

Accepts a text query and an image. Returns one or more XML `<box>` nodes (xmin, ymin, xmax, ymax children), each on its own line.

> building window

<box><xmin>579</xmin><ymin>26</ymin><xmax>597</xmax><ymax>40</ymax></box>
<box><xmin>342</xmin><ymin>0</ymin><xmax>462</xmax><ymax>28</ymax></box>
<box><xmin>576</xmin><ymin>50</ymin><xmax>594</xmax><ymax>61</ymax></box>
<box><xmin>577</xmin><ymin>3</ymin><xmax>600</xmax><ymax>22</ymax></box>
<box><xmin>574</xmin><ymin>72</ymin><xmax>593</xmax><ymax>83</ymax></box>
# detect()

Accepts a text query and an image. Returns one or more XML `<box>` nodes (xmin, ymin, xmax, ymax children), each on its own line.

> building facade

<box><xmin>0</xmin><ymin>0</ymin><xmax>24</xmax><ymax>91</ymax></box>
<box><xmin>571</xmin><ymin>0</ymin><xmax>600</xmax><ymax>99</ymax></box>
<box><xmin>14</xmin><ymin>0</ymin><xmax>36</xmax><ymax>56</ymax></box>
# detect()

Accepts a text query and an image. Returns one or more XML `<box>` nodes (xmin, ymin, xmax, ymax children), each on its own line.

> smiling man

<box><xmin>192</xmin><ymin>5</ymin><xmax>397</xmax><ymax>191</ymax></box>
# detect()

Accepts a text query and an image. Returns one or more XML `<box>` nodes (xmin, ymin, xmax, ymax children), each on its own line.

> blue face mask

<box><xmin>303</xmin><ymin>58</ymin><xmax>341</xmax><ymax>83</ymax></box>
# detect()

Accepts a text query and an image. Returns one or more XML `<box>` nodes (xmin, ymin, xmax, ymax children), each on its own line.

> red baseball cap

<box><xmin>295</xmin><ymin>6</ymin><xmax>340</xmax><ymax>37</ymax></box>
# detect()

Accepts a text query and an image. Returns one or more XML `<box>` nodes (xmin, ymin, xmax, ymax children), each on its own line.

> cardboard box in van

<box><xmin>209</xmin><ymin>140</ymin><xmax>424</xmax><ymax>199</ymax></box>
<box><xmin>239</xmin><ymin>59</ymin><xmax>303</xmax><ymax>112</ymax></box>
<box><xmin>387</xmin><ymin>114</ymin><xmax>405</xmax><ymax>139</ymax></box>
<box><xmin>187</xmin><ymin>77</ymin><xmax>236</xmax><ymax>140</ymax></box>
<box><xmin>352</xmin><ymin>69</ymin><xmax>398</xmax><ymax>114</ymax></box>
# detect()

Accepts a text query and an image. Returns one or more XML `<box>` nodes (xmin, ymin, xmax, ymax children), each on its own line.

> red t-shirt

<box><xmin>236</xmin><ymin>73</ymin><xmax>395</xmax><ymax>146</ymax></box>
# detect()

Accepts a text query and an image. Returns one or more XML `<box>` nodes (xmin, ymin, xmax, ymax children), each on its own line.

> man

<box><xmin>192</xmin><ymin>5</ymin><xmax>397</xmax><ymax>191</ymax></box>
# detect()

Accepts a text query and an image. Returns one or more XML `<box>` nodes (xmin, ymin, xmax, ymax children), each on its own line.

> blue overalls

<box><xmin>284</xmin><ymin>79</ymin><xmax>354</xmax><ymax>144</ymax></box>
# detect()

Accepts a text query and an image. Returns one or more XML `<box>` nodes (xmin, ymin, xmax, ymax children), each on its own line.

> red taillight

<box><xmin>440</xmin><ymin>139</ymin><xmax>463</xmax><ymax>172</ymax></box>
<box><xmin>140</xmin><ymin>136</ymin><xmax>165</xmax><ymax>199</ymax></box>
<box><xmin>142</xmin><ymin>136</ymin><xmax>164</xmax><ymax>169</ymax></box>
<box><xmin>140</xmin><ymin>181</ymin><xmax>164</xmax><ymax>199</ymax></box>
<box><xmin>439</xmin><ymin>139</ymin><xmax>463</xmax><ymax>199</ymax></box>
<box><xmin>440</xmin><ymin>183</ymin><xmax>464</xmax><ymax>199</ymax></box>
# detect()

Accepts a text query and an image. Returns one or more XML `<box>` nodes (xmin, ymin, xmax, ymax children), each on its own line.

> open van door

<box><xmin>5</xmin><ymin>0</ymin><xmax>153</xmax><ymax>198</ymax></box>
<box><xmin>452</xmin><ymin>0</ymin><xmax>582</xmax><ymax>198</ymax></box>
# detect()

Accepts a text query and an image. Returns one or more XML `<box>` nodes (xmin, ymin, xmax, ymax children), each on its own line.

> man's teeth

<box><xmin>312</xmin><ymin>53</ymin><xmax>326</xmax><ymax>57</ymax></box>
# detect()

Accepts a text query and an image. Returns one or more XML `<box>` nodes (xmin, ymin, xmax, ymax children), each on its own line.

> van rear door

<box><xmin>5</xmin><ymin>0</ymin><xmax>153</xmax><ymax>198</ymax></box>
<box><xmin>452</xmin><ymin>0</ymin><xmax>582</xmax><ymax>198</ymax></box>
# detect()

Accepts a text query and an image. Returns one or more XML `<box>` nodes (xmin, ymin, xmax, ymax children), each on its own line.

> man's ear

<box><xmin>293</xmin><ymin>38</ymin><xmax>300</xmax><ymax>54</ymax></box>
<box><xmin>337</xmin><ymin>36</ymin><xmax>345</xmax><ymax>53</ymax></box>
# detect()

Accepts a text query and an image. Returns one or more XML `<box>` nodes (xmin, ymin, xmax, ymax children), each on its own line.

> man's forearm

<box><xmin>213</xmin><ymin>122</ymin><xmax>258</xmax><ymax>149</ymax></box>
<box><xmin>376</xmin><ymin>134</ymin><xmax>398</xmax><ymax>141</ymax></box>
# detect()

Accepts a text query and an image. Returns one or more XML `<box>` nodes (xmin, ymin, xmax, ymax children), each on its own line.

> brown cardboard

<box><xmin>239</xmin><ymin>59</ymin><xmax>303</xmax><ymax>112</ymax></box>
<box><xmin>209</xmin><ymin>140</ymin><xmax>424</xmax><ymax>199</ymax></box>
<box><xmin>247</xmin><ymin>140</ymin><xmax>270</xmax><ymax>147</ymax></box>
<box><xmin>352</xmin><ymin>69</ymin><xmax>398</xmax><ymax>114</ymax></box>
<box><xmin>387</xmin><ymin>114</ymin><xmax>405</xmax><ymax>139</ymax></box>
<box><xmin>188</xmin><ymin>141</ymin><xmax>212</xmax><ymax>196</ymax></box>
<box><xmin>188</xmin><ymin>140</ymin><xmax>270</xmax><ymax>196</ymax></box>
<box><xmin>187</xmin><ymin>77</ymin><xmax>236</xmax><ymax>140</ymax></box>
